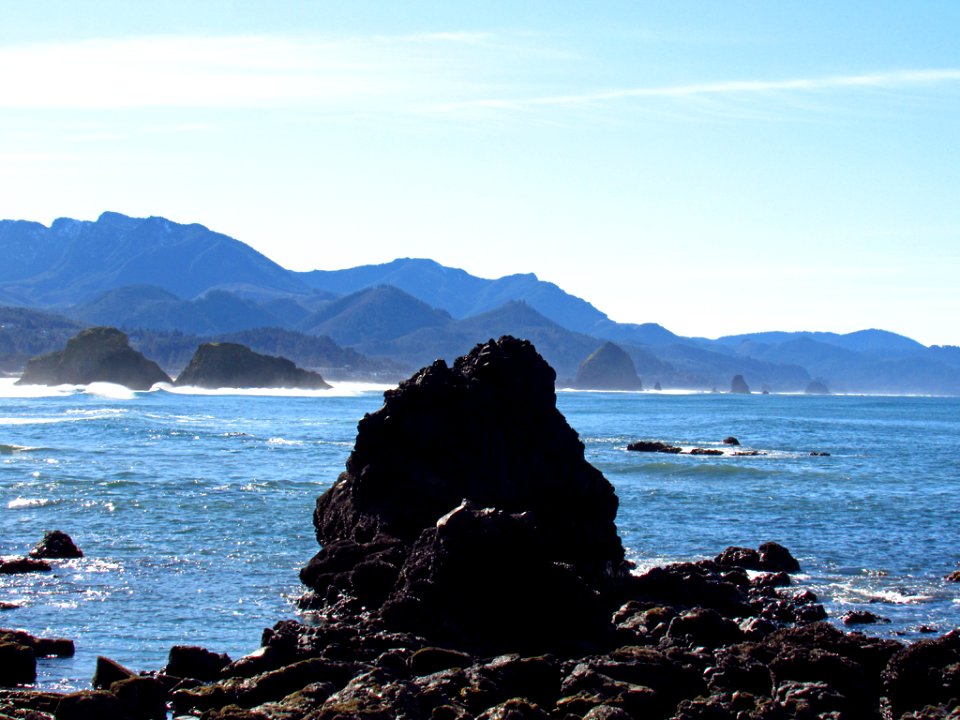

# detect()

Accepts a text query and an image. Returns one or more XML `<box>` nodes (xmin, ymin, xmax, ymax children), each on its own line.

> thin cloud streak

<box><xmin>427</xmin><ymin>69</ymin><xmax>960</xmax><ymax>114</ymax></box>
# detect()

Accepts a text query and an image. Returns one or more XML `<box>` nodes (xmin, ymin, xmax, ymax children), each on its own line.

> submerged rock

<box><xmin>573</xmin><ymin>342</ymin><xmax>643</xmax><ymax>391</ymax></box>
<box><xmin>175</xmin><ymin>342</ymin><xmax>331</xmax><ymax>390</ymax></box>
<box><xmin>16</xmin><ymin>327</ymin><xmax>171</xmax><ymax>390</ymax></box>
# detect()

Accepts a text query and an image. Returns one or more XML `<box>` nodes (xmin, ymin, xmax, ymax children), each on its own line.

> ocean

<box><xmin>1</xmin><ymin>379</ymin><xmax>958</xmax><ymax>691</ymax></box>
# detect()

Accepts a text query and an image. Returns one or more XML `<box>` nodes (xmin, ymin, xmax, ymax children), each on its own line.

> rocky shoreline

<box><xmin>2</xmin><ymin>337</ymin><xmax>958</xmax><ymax>719</ymax></box>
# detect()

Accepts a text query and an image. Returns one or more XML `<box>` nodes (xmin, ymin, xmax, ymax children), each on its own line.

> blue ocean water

<box><xmin>1</xmin><ymin>379</ymin><xmax>958</xmax><ymax>691</ymax></box>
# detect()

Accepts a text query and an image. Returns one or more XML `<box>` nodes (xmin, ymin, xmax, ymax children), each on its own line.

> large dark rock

<box><xmin>883</xmin><ymin>630</ymin><xmax>960</xmax><ymax>717</ymax></box>
<box><xmin>29</xmin><ymin>530</ymin><xmax>83</xmax><ymax>559</ymax></box>
<box><xmin>56</xmin><ymin>690</ymin><xmax>126</xmax><ymax>720</ymax></box>
<box><xmin>0</xmin><ymin>641</ymin><xmax>36</xmax><ymax>686</ymax></box>
<box><xmin>175</xmin><ymin>342</ymin><xmax>331</xmax><ymax>390</ymax></box>
<box><xmin>164</xmin><ymin>645</ymin><xmax>232</xmax><ymax>681</ymax></box>
<box><xmin>16</xmin><ymin>326</ymin><xmax>171</xmax><ymax>390</ymax></box>
<box><xmin>573</xmin><ymin>342</ymin><xmax>643</xmax><ymax>391</ymax></box>
<box><xmin>302</xmin><ymin>336</ymin><xmax>627</xmax><ymax>654</ymax></box>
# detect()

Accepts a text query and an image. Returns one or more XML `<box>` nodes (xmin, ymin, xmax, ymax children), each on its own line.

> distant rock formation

<box><xmin>175</xmin><ymin>342</ymin><xmax>331</xmax><ymax>390</ymax></box>
<box><xmin>301</xmin><ymin>336</ymin><xmax>626</xmax><ymax>653</ymax></box>
<box><xmin>15</xmin><ymin>327</ymin><xmax>171</xmax><ymax>390</ymax></box>
<box><xmin>730</xmin><ymin>374</ymin><xmax>751</xmax><ymax>394</ymax></box>
<box><xmin>805</xmin><ymin>379</ymin><xmax>831</xmax><ymax>394</ymax></box>
<box><xmin>574</xmin><ymin>341</ymin><xmax>643</xmax><ymax>390</ymax></box>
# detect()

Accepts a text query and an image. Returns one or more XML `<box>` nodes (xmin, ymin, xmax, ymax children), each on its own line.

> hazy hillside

<box><xmin>297</xmin><ymin>258</ymin><xmax>611</xmax><ymax>333</ymax></box>
<box><xmin>69</xmin><ymin>286</ymin><xmax>281</xmax><ymax>336</ymax></box>
<box><xmin>712</xmin><ymin>332</ymin><xmax>960</xmax><ymax>394</ymax></box>
<box><xmin>366</xmin><ymin>300</ymin><xmax>602</xmax><ymax>379</ymax></box>
<box><xmin>0</xmin><ymin>307</ymin><xmax>84</xmax><ymax>373</ymax></box>
<box><xmin>298</xmin><ymin>285</ymin><xmax>453</xmax><ymax>346</ymax></box>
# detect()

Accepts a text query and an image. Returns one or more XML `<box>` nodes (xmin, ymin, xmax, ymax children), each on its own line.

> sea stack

<box><xmin>805</xmin><ymin>379</ymin><xmax>831</xmax><ymax>394</ymax></box>
<box><xmin>175</xmin><ymin>342</ymin><xmax>331</xmax><ymax>389</ymax></box>
<box><xmin>574</xmin><ymin>341</ymin><xmax>643</xmax><ymax>390</ymax></box>
<box><xmin>302</xmin><ymin>335</ymin><xmax>627</xmax><ymax>653</ymax></box>
<box><xmin>16</xmin><ymin>327</ymin><xmax>170</xmax><ymax>390</ymax></box>
<box><xmin>730</xmin><ymin>373</ymin><xmax>751</xmax><ymax>394</ymax></box>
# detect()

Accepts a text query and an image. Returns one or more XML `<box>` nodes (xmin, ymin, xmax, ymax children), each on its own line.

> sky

<box><xmin>1</xmin><ymin>2</ymin><xmax>958</xmax><ymax>346</ymax></box>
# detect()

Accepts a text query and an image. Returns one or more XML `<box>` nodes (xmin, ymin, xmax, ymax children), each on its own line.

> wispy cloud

<box><xmin>426</xmin><ymin>69</ymin><xmax>960</xmax><ymax>116</ymax></box>
<box><xmin>1</xmin><ymin>33</ymin><xmax>958</xmax><ymax>124</ymax></box>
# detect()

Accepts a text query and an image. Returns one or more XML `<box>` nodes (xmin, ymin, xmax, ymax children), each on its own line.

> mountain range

<box><xmin>1</xmin><ymin>211</ymin><xmax>957</xmax><ymax>394</ymax></box>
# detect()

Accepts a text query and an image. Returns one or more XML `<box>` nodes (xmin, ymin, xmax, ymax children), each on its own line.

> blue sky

<box><xmin>2</xmin><ymin>2</ymin><xmax>958</xmax><ymax>345</ymax></box>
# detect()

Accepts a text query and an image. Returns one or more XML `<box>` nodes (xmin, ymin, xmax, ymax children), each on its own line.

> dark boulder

<box><xmin>302</xmin><ymin>336</ymin><xmax>627</xmax><ymax>654</ymax></box>
<box><xmin>56</xmin><ymin>690</ymin><xmax>126</xmax><ymax>720</ymax></box>
<box><xmin>883</xmin><ymin>630</ymin><xmax>960</xmax><ymax>718</ymax></box>
<box><xmin>0</xmin><ymin>557</ymin><xmax>51</xmax><ymax>574</ymax></box>
<box><xmin>29</xmin><ymin>530</ymin><xmax>83</xmax><ymax>559</ymax></box>
<box><xmin>16</xmin><ymin>327</ymin><xmax>170</xmax><ymax>390</ymax></box>
<box><xmin>715</xmin><ymin>543</ymin><xmax>800</xmax><ymax>573</ymax></box>
<box><xmin>0</xmin><ymin>641</ymin><xmax>36</xmax><ymax>686</ymax></box>
<box><xmin>758</xmin><ymin>542</ymin><xmax>801</xmax><ymax>573</ymax></box>
<box><xmin>730</xmin><ymin>375</ymin><xmax>750</xmax><ymax>394</ymax></box>
<box><xmin>840</xmin><ymin>610</ymin><xmax>889</xmax><ymax>625</ymax></box>
<box><xmin>92</xmin><ymin>656</ymin><xmax>137</xmax><ymax>689</ymax></box>
<box><xmin>175</xmin><ymin>342</ymin><xmax>331</xmax><ymax>390</ymax></box>
<box><xmin>626</xmin><ymin>440</ymin><xmax>682</xmax><ymax>454</ymax></box>
<box><xmin>1</xmin><ymin>629</ymin><xmax>73</xmax><ymax>659</ymax></box>
<box><xmin>573</xmin><ymin>342</ymin><xmax>643</xmax><ymax>391</ymax></box>
<box><xmin>722</xmin><ymin>436</ymin><xmax>740</xmax><ymax>446</ymax></box>
<box><xmin>164</xmin><ymin>645</ymin><xmax>232</xmax><ymax>681</ymax></box>
<box><xmin>109</xmin><ymin>676</ymin><xmax>167</xmax><ymax>720</ymax></box>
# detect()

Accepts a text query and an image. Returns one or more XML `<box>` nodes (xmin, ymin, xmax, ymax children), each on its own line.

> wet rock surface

<box><xmin>2</xmin><ymin>337</ymin><xmax>957</xmax><ymax>718</ymax></box>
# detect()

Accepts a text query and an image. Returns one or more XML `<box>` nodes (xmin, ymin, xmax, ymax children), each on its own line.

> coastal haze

<box><xmin>1</xmin><ymin>2</ymin><xmax>958</xmax><ymax>346</ymax></box>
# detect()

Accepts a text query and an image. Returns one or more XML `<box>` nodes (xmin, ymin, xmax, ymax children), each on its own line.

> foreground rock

<box><xmin>302</xmin><ymin>336</ymin><xmax>625</xmax><ymax>654</ymax></box>
<box><xmin>16</xmin><ymin>327</ymin><xmax>171</xmax><ymax>390</ymax></box>
<box><xmin>175</xmin><ymin>342</ymin><xmax>331</xmax><ymax>390</ymax></box>
<box><xmin>573</xmin><ymin>342</ymin><xmax>643</xmax><ymax>391</ymax></box>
